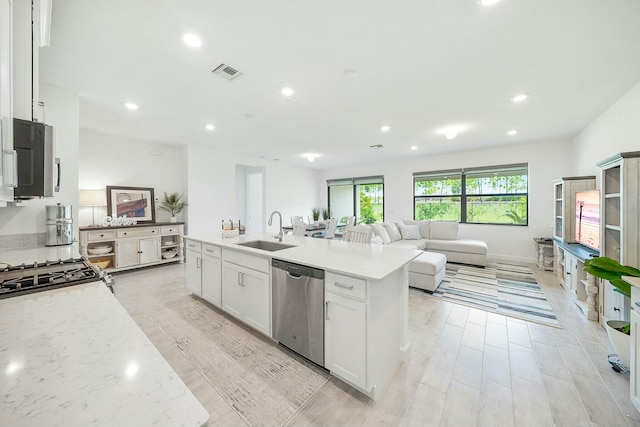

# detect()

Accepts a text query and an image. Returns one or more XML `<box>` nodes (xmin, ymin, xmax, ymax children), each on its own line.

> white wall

<box><xmin>78</xmin><ymin>130</ymin><xmax>186</xmax><ymax>226</ymax></box>
<box><xmin>0</xmin><ymin>84</ymin><xmax>79</xmax><ymax>238</ymax></box>
<box><xmin>320</xmin><ymin>139</ymin><xmax>575</xmax><ymax>263</ymax></box>
<box><xmin>573</xmin><ymin>81</ymin><xmax>640</xmax><ymax>182</ymax></box>
<box><xmin>187</xmin><ymin>146</ymin><xmax>320</xmax><ymax>236</ymax></box>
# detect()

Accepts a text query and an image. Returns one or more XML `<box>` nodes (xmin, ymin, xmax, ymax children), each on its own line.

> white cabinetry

<box><xmin>0</xmin><ymin>0</ymin><xmax>16</xmax><ymax>204</ymax></box>
<box><xmin>324</xmin><ymin>268</ymin><xmax>407</xmax><ymax>398</ymax></box>
<box><xmin>597</xmin><ymin>152</ymin><xmax>640</xmax><ymax>326</ymax></box>
<box><xmin>79</xmin><ymin>224</ymin><xmax>183</xmax><ymax>272</ymax></box>
<box><xmin>325</xmin><ymin>288</ymin><xmax>366</xmax><ymax>389</ymax></box>
<box><xmin>221</xmin><ymin>249</ymin><xmax>270</xmax><ymax>336</ymax></box>
<box><xmin>185</xmin><ymin>240</ymin><xmax>222</xmax><ymax>305</ymax></box>
<box><xmin>628</xmin><ymin>278</ymin><xmax>640</xmax><ymax>413</ymax></box>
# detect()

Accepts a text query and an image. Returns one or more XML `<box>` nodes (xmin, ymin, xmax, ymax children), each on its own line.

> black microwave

<box><xmin>13</xmin><ymin>118</ymin><xmax>60</xmax><ymax>199</ymax></box>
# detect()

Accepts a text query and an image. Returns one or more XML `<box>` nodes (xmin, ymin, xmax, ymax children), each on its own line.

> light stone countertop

<box><xmin>0</xmin><ymin>246</ymin><xmax>209</xmax><ymax>427</ymax></box>
<box><xmin>623</xmin><ymin>276</ymin><xmax>640</xmax><ymax>288</ymax></box>
<box><xmin>185</xmin><ymin>232</ymin><xmax>422</xmax><ymax>280</ymax></box>
<box><xmin>0</xmin><ymin>244</ymin><xmax>81</xmax><ymax>267</ymax></box>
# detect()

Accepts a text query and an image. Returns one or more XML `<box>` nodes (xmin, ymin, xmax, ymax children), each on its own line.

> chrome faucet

<box><xmin>268</xmin><ymin>211</ymin><xmax>283</xmax><ymax>242</ymax></box>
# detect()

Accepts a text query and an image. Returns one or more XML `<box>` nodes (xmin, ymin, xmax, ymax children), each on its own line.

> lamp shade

<box><xmin>79</xmin><ymin>189</ymin><xmax>107</xmax><ymax>207</ymax></box>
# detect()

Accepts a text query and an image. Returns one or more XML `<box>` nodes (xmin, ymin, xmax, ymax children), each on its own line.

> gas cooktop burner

<box><xmin>0</xmin><ymin>258</ymin><xmax>103</xmax><ymax>299</ymax></box>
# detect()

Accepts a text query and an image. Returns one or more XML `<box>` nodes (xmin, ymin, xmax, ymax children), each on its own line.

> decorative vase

<box><xmin>170</xmin><ymin>216</ymin><xmax>177</xmax><ymax>223</ymax></box>
<box><xmin>605</xmin><ymin>320</ymin><xmax>630</xmax><ymax>367</ymax></box>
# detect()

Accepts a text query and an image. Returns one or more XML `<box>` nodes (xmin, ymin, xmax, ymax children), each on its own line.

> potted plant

<box><xmin>322</xmin><ymin>208</ymin><xmax>330</xmax><ymax>221</ymax></box>
<box><xmin>158</xmin><ymin>192</ymin><xmax>185</xmax><ymax>223</ymax></box>
<box><xmin>584</xmin><ymin>256</ymin><xmax>640</xmax><ymax>367</ymax></box>
<box><xmin>311</xmin><ymin>208</ymin><xmax>320</xmax><ymax>226</ymax></box>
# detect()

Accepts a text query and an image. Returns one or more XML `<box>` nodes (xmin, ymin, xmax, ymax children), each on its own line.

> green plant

<box><xmin>584</xmin><ymin>257</ymin><xmax>640</xmax><ymax>334</ymax></box>
<box><xmin>312</xmin><ymin>208</ymin><xmax>320</xmax><ymax>221</ymax></box>
<box><xmin>158</xmin><ymin>192</ymin><xmax>185</xmax><ymax>216</ymax></box>
<box><xmin>322</xmin><ymin>208</ymin><xmax>330</xmax><ymax>220</ymax></box>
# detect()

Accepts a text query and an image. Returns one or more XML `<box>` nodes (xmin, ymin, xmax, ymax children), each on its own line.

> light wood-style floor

<box><xmin>114</xmin><ymin>263</ymin><xmax>640</xmax><ymax>427</ymax></box>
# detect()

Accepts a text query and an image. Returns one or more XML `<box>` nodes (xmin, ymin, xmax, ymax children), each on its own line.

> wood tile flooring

<box><xmin>114</xmin><ymin>263</ymin><xmax>640</xmax><ymax>426</ymax></box>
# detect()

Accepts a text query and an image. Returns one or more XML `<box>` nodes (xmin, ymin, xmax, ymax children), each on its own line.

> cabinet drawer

<box><xmin>161</xmin><ymin>226</ymin><xmax>181</xmax><ymax>235</ymax></box>
<box><xmin>202</xmin><ymin>244</ymin><xmax>221</xmax><ymax>259</ymax></box>
<box><xmin>117</xmin><ymin>228</ymin><xmax>160</xmax><ymax>238</ymax></box>
<box><xmin>222</xmin><ymin>249</ymin><xmax>269</xmax><ymax>273</ymax></box>
<box><xmin>184</xmin><ymin>240</ymin><xmax>202</xmax><ymax>252</ymax></box>
<box><xmin>87</xmin><ymin>230</ymin><xmax>116</xmax><ymax>241</ymax></box>
<box><xmin>326</xmin><ymin>272</ymin><xmax>366</xmax><ymax>300</ymax></box>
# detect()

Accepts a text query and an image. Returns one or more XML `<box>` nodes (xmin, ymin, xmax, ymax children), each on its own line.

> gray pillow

<box><xmin>383</xmin><ymin>222</ymin><xmax>402</xmax><ymax>242</ymax></box>
<box><xmin>398</xmin><ymin>224</ymin><xmax>421</xmax><ymax>240</ymax></box>
<box><xmin>370</xmin><ymin>223</ymin><xmax>391</xmax><ymax>244</ymax></box>
<box><xmin>403</xmin><ymin>219</ymin><xmax>431</xmax><ymax>239</ymax></box>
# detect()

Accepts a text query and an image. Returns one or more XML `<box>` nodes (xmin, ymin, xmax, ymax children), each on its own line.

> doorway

<box><xmin>236</xmin><ymin>165</ymin><xmax>265</xmax><ymax>234</ymax></box>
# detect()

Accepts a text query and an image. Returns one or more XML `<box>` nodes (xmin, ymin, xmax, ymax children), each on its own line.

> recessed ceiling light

<box><xmin>343</xmin><ymin>68</ymin><xmax>357</xmax><ymax>78</ymax></box>
<box><xmin>183</xmin><ymin>33</ymin><xmax>202</xmax><ymax>48</ymax></box>
<box><xmin>124</xmin><ymin>102</ymin><xmax>138</xmax><ymax>110</ymax></box>
<box><xmin>507</xmin><ymin>129</ymin><xmax>518</xmax><ymax>136</ymax></box>
<box><xmin>302</xmin><ymin>153</ymin><xmax>319</xmax><ymax>162</ymax></box>
<box><xmin>411</xmin><ymin>145</ymin><xmax>418</xmax><ymax>151</ymax></box>
<box><xmin>445</xmin><ymin>131</ymin><xmax>458</xmax><ymax>140</ymax></box>
<box><xmin>437</xmin><ymin>125</ymin><xmax>468</xmax><ymax>140</ymax></box>
<box><xmin>205</xmin><ymin>124</ymin><xmax>215</xmax><ymax>131</ymax></box>
<box><xmin>281</xmin><ymin>87</ymin><xmax>295</xmax><ymax>97</ymax></box>
<box><xmin>511</xmin><ymin>93</ymin><xmax>528</xmax><ymax>103</ymax></box>
<box><xmin>478</xmin><ymin>0</ymin><xmax>501</xmax><ymax>6</ymax></box>
<box><xmin>380</xmin><ymin>125</ymin><xmax>391</xmax><ymax>132</ymax></box>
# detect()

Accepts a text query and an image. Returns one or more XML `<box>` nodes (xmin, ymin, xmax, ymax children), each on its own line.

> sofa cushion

<box><xmin>383</xmin><ymin>222</ymin><xmax>402</xmax><ymax>242</ymax></box>
<box><xmin>398</xmin><ymin>224</ymin><xmax>421</xmax><ymax>240</ymax></box>
<box><xmin>370</xmin><ymin>223</ymin><xmax>391</xmax><ymax>244</ymax></box>
<box><xmin>409</xmin><ymin>251</ymin><xmax>447</xmax><ymax>276</ymax></box>
<box><xmin>402</xmin><ymin>219</ymin><xmax>431</xmax><ymax>239</ymax></box>
<box><xmin>387</xmin><ymin>239</ymin><xmax>428</xmax><ymax>250</ymax></box>
<box><xmin>429</xmin><ymin>221</ymin><xmax>458</xmax><ymax>240</ymax></box>
<box><xmin>426</xmin><ymin>239</ymin><xmax>488</xmax><ymax>255</ymax></box>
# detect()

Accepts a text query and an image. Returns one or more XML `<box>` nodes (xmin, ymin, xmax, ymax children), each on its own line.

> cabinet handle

<box><xmin>326</xmin><ymin>301</ymin><xmax>330</xmax><ymax>320</ymax></box>
<box><xmin>636</xmin><ymin>302</ymin><xmax>640</xmax><ymax>309</ymax></box>
<box><xmin>614</xmin><ymin>307</ymin><xmax>620</xmax><ymax>312</ymax></box>
<box><xmin>238</xmin><ymin>271</ymin><xmax>244</xmax><ymax>286</ymax></box>
<box><xmin>196</xmin><ymin>257</ymin><xmax>201</xmax><ymax>268</ymax></box>
<box><xmin>335</xmin><ymin>282</ymin><xmax>354</xmax><ymax>290</ymax></box>
<box><xmin>205</xmin><ymin>249</ymin><xmax>214</xmax><ymax>253</ymax></box>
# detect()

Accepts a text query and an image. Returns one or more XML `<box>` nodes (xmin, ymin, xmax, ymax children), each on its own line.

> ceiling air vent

<box><xmin>369</xmin><ymin>144</ymin><xmax>384</xmax><ymax>149</ymax></box>
<box><xmin>211</xmin><ymin>63</ymin><xmax>242</xmax><ymax>81</ymax></box>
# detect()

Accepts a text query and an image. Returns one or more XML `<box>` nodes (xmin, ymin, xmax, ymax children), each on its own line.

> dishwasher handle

<box><xmin>286</xmin><ymin>271</ymin><xmax>304</xmax><ymax>280</ymax></box>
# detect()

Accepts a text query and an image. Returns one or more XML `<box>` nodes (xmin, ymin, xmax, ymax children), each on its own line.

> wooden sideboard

<box><xmin>79</xmin><ymin>223</ymin><xmax>184</xmax><ymax>273</ymax></box>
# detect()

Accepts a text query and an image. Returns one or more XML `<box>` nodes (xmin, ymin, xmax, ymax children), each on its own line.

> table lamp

<box><xmin>79</xmin><ymin>189</ymin><xmax>107</xmax><ymax>226</ymax></box>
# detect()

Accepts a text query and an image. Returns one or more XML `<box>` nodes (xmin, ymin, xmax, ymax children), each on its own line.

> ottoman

<box><xmin>409</xmin><ymin>251</ymin><xmax>447</xmax><ymax>292</ymax></box>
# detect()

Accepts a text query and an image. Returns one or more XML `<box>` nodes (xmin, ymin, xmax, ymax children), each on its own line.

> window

<box><xmin>413</xmin><ymin>163</ymin><xmax>528</xmax><ymax>225</ymax></box>
<box><xmin>328</xmin><ymin>176</ymin><xmax>384</xmax><ymax>224</ymax></box>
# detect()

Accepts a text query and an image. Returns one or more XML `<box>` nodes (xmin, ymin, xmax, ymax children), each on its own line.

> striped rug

<box><xmin>429</xmin><ymin>263</ymin><xmax>561</xmax><ymax>328</ymax></box>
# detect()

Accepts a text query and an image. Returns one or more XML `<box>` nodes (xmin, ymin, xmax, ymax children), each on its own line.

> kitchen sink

<box><xmin>236</xmin><ymin>240</ymin><xmax>295</xmax><ymax>252</ymax></box>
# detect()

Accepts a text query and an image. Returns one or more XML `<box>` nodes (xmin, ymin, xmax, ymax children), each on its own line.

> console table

<box><xmin>79</xmin><ymin>223</ymin><xmax>184</xmax><ymax>273</ymax></box>
<box><xmin>553</xmin><ymin>238</ymin><xmax>599</xmax><ymax>320</ymax></box>
<box><xmin>533</xmin><ymin>238</ymin><xmax>554</xmax><ymax>271</ymax></box>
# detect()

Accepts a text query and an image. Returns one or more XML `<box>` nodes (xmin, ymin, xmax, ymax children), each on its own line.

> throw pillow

<box><xmin>370</xmin><ymin>223</ymin><xmax>391</xmax><ymax>244</ymax></box>
<box><xmin>383</xmin><ymin>222</ymin><xmax>402</xmax><ymax>242</ymax></box>
<box><xmin>398</xmin><ymin>224</ymin><xmax>421</xmax><ymax>240</ymax></box>
<box><xmin>370</xmin><ymin>235</ymin><xmax>383</xmax><ymax>245</ymax></box>
<box><xmin>429</xmin><ymin>221</ymin><xmax>458</xmax><ymax>240</ymax></box>
<box><xmin>402</xmin><ymin>219</ymin><xmax>430</xmax><ymax>239</ymax></box>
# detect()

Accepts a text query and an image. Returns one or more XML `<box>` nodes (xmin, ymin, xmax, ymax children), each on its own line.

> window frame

<box><xmin>327</xmin><ymin>175</ymin><xmax>385</xmax><ymax>224</ymax></box>
<box><xmin>413</xmin><ymin>163</ymin><xmax>528</xmax><ymax>226</ymax></box>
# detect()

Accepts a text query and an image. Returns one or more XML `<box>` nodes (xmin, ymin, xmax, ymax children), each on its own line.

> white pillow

<box><xmin>398</xmin><ymin>224</ymin><xmax>421</xmax><ymax>240</ymax></box>
<box><xmin>429</xmin><ymin>221</ymin><xmax>458</xmax><ymax>240</ymax></box>
<box><xmin>370</xmin><ymin>223</ymin><xmax>391</xmax><ymax>244</ymax></box>
<box><xmin>383</xmin><ymin>222</ymin><xmax>402</xmax><ymax>242</ymax></box>
<box><xmin>403</xmin><ymin>219</ymin><xmax>431</xmax><ymax>239</ymax></box>
<box><xmin>370</xmin><ymin>235</ymin><xmax>383</xmax><ymax>245</ymax></box>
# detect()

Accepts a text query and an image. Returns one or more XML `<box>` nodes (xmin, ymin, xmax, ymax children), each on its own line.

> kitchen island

<box><xmin>184</xmin><ymin>232</ymin><xmax>421</xmax><ymax>399</ymax></box>
<box><xmin>0</xmin><ymin>246</ymin><xmax>209</xmax><ymax>427</ymax></box>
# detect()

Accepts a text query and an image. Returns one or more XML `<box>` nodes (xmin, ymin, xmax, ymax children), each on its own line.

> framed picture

<box><xmin>106</xmin><ymin>186</ymin><xmax>156</xmax><ymax>223</ymax></box>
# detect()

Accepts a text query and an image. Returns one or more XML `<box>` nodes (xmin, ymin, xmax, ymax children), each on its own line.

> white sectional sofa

<box><xmin>368</xmin><ymin>220</ymin><xmax>488</xmax><ymax>267</ymax></box>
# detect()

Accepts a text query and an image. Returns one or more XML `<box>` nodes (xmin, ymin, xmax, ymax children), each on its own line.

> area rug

<box><xmin>149</xmin><ymin>297</ymin><xmax>330</xmax><ymax>427</ymax></box>
<box><xmin>429</xmin><ymin>263</ymin><xmax>561</xmax><ymax>328</ymax></box>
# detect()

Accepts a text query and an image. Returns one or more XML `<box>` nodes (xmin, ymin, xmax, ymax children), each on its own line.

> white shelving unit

<box><xmin>552</xmin><ymin>176</ymin><xmax>596</xmax><ymax>244</ymax></box>
<box><xmin>597</xmin><ymin>152</ymin><xmax>640</xmax><ymax>327</ymax></box>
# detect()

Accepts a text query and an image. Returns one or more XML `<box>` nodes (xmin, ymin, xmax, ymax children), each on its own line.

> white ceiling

<box><xmin>39</xmin><ymin>0</ymin><xmax>640</xmax><ymax>170</ymax></box>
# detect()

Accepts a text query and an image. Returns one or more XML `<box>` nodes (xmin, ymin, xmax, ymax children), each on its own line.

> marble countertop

<box><xmin>185</xmin><ymin>232</ymin><xmax>421</xmax><ymax>280</ymax></box>
<box><xmin>0</xmin><ymin>245</ymin><xmax>209</xmax><ymax>427</ymax></box>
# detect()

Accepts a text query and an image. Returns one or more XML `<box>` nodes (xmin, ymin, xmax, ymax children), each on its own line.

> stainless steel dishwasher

<box><xmin>272</xmin><ymin>259</ymin><xmax>325</xmax><ymax>366</ymax></box>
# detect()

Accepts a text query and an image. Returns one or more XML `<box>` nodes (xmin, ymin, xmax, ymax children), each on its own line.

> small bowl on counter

<box><xmin>91</xmin><ymin>260</ymin><xmax>111</xmax><ymax>270</ymax></box>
